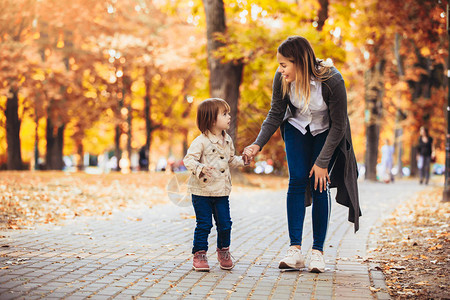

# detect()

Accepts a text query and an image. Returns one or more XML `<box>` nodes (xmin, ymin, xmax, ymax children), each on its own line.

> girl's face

<box><xmin>277</xmin><ymin>52</ymin><xmax>296</xmax><ymax>83</ymax></box>
<box><xmin>214</xmin><ymin>108</ymin><xmax>231</xmax><ymax>132</ymax></box>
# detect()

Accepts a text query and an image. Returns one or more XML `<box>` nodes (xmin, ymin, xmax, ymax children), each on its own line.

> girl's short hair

<box><xmin>196</xmin><ymin>98</ymin><xmax>230</xmax><ymax>134</ymax></box>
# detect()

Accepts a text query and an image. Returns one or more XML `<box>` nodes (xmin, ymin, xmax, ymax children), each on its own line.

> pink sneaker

<box><xmin>217</xmin><ymin>247</ymin><xmax>234</xmax><ymax>270</ymax></box>
<box><xmin>193</xmin><ymin>250</ymin><xmax>209</xmax><ymax>271</ymax></box>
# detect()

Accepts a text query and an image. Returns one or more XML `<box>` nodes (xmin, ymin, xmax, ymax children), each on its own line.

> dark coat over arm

<box><xmin>253</xmin><ymin>67</ymin><xmax>361</xmax><ymax>232</ymax></box>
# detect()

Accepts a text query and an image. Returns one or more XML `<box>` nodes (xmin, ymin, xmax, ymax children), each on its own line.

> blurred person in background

<box><xmin>380</xmin><ymin>139</ymin><xmax>394</xmax><ymax>183</ymax></box>
<box><xmin>417</xmin><ymin>126</ymin><xmax>435</xmax><ymax>185</ymax></box>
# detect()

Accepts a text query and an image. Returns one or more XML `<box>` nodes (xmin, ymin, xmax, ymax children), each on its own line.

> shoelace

<box><xmin>310</xmin><ymin>251</ymin><xmax>322</xmax><ymax>262</ymax></box>
<box><xmin>286</xmin><ymin>248</ymin><xmax>299</xmax><ymax>257</ymax></box>
<box><xmin>196</xmin><ymin>253</ymin><xmax>207</xmax><ymax>262</ymax></box>
<box><xmin>219</xmin><ymin>250</ymin><xmax>231</xmax><ymax>260</ymax></box>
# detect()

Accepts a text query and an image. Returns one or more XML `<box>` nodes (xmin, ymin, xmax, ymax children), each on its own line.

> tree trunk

<box><xmin>34</xmin><ymin>103</ymin><xmax>40</xmax><ymax>170</ymax></box>
<box><xmin>45</xmin><ymin>116</ymin><xmax>64</xmax><ymax>170</ymax></box>
<box><xmin>317</xmin><ymin>0</ymin><xmax>328</xmax><ymax>31</ymax></box>
<box><xmin>124</xmin><ymin>74</ymin><xmax>132</xmax><ymax>169</ymax></box>
<box><xmin>394</xmin><ymin>33</ymin><xmax>405</xmax><ymax>178</ymax></box>
<box><xmin>182</xmin><ymin>128</ymin><xmax>189</xmax><ymax>157</ymax></box>
<box><xmin>126</xmin><ymin>99</ymin><xmax>132</xmax><ymax>171</ymax></box>
<box><xmin>5</xmin><ymin>88</ymin><xmax>23</xmax><ymax>170</ymax></box>
<box><xmin>365</xmin><ymin>122</ymin><xmax>380</xmax><ymax>181</ymax></box>
<box><xmin>114</xmin><ymin>124</ymin><xmax>121</xmax><ymax>172</ymax></box>
<box><xmin>114</xmin><ymin>93</ymin><xmax>124</xmax><ymax>171</ymax></box>
<box><xmin>410</xmin><ymin>143</ymin><xmax>418</xmax><ymax>177</ymax></box>
<box><xmin>364</xmin><ymin>59</ymin><xmax>385</xmax><ymax>180</ymax></box>
<box><xmin>202</xmin><ymin>0</ymin><xmax>244</xmax><ymax>145</ymax></box>
<box><xmin>143</xmin><ymin>67</ymin><xmax>153</xmax><ymax>171</ymax></box>
<box><xmin>75</xmin><ymin>137</ymin><xmax>84</xmax><ymax>171</ymax></box>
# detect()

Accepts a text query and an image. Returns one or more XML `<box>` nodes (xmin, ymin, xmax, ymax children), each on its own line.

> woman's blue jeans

<box><xmin>419</xmin><ymin>155</ymin><xmax>431</xmax><ymax>184</ymax></box>
<box><xmin>191</xmin><ymin>194</ymin><xmax>232</xmax><ymax>254</ymax></box>
<box><xmin>283</xmin><ymin>122</ymin><xmax>331</xmax><ymax>252</ymax></box>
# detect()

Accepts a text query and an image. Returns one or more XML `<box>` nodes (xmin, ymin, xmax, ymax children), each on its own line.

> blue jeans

<box><xmin>419</xmin><ymin>155</ymin><xmax>431</xmax><ymax>184</ymax></box>
<box><xmin>191</xmin><ymin>194</ymin><xmax>232</xmax><ymax>254</ymax></box>
<box><xmin>283</xmin><ymin>122</ymin><xmax>331</xmax><ymax>252</ymax></box>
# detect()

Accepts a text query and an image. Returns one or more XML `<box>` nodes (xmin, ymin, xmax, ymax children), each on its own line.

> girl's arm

<box><xmin>228</xmin><ymin>141</ymin><xmax>245</xmax><ymax>168</ymax></box>
<box><xmin>183</xmin><ymin>138</ymin><xmax>206</xmax><ymax>179</ymax></box>
<box><xmin>253</xmin><ymin>70</ymin><xmax>289</xmax><ymax>150</ymax></box>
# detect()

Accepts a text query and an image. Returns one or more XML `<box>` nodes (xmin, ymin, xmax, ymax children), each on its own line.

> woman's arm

<box><xmin>253</xmin><ymin>70</ymin><xmax>289</xmax><ymax>150</ymax></box>
<box><xmin>315</xmin><ymin>72</ymin><xmax>348</xmax><ymax>169</ymax></box>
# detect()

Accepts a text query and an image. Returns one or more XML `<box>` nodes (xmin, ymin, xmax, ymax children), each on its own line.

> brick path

<box><xmin>0</xmin><ymin>180</ymin><xmax>428</xmax><ymax>299</ymax></box>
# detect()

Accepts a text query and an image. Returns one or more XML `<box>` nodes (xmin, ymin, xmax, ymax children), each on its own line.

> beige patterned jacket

<box><xmin>183</xmin><ymin>130</ymin><xmax>244</xmax><ymax>197</ymax></box>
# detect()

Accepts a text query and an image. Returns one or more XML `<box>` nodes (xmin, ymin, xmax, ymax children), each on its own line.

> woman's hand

<box><xmin>309</xmin><ymin>164</ymin><xmax>330</xmax><ymax>193</ymax></box>
<box><xmin>243</xmin><ymin>144</ymin><xmax>261</xmax><ymax>159</ymax></box>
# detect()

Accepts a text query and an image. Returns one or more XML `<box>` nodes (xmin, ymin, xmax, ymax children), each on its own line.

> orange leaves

<box><xmin>0</xmin><ymin>171</ymin><xmax>172</xmax><ymax>230</ymax></box>
<box><xmin>0</xmin><ymin>171</ymin><xmax>285</xmax><ymax>230</ymax></box>
<box><xmin>427</xmin><ymin>244</ymin><xmax>443</xmax><ymax>252</ymax></box>
<box><xmin>368</xmin><ymin>186</ymin><xmax>450</xmax><ymax>298</ymax></box>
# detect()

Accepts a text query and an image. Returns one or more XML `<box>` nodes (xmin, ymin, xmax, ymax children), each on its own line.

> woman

<box><xmin>244</xmin><ymin>36</ymin><xmax>360</xmax><ymax>273</ymax></box>
<box><xmin>417</xmin><ymin>126</ymin><xmax>435</xmax><ymax>185</ymax></box>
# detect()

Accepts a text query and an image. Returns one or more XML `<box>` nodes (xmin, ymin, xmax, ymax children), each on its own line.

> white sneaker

<box><xmin>279</xmin><ymin>246</ymin><xmax>305</xmax><ymax>269</ymax></box>
<box><xmin>308</xmin><ymin>249</ymin><xmax>325</xmax><ymax>273</ymax></box>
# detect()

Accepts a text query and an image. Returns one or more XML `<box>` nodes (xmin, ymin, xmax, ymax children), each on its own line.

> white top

<box><xmin>286</xmin><ymin>80</ymin><xmax>329</xmax><ymax>136</ymax></box>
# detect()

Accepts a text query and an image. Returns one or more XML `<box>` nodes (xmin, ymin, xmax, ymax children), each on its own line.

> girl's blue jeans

<box><xmin>283</xmin><ymin>122</ymin><xmax>331</xmax><ymax>252</ymax></box>
<box><xmin>191</xmin><ymin>194</ymin><xmax>232</xmax><ymax>254</ymax></box>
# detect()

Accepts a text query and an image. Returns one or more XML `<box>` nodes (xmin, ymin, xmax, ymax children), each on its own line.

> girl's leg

<box><xmin>310</xmin><ymin>130</ymin><xmax>331</xmax><ymax>252</ymax></box>
<box><xmin>192</xmin><ymin>195</ymin><xmax>213</xmax><ymax>253</ymax></box>
<box><xmin>283</xmin><ymin>122</ymin><xmax>313</xmax><ymax>247</ymax></box>
<box><xmin>211</xmin><ymin>196</ymin><xmax>232</xmax><ymax>249</ymax></box>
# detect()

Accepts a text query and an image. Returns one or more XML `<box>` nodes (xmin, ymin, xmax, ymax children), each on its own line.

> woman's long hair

<box><xmin>278</xmin><ymin>36</ymin><xmax>333</xmax><ymax>112</ymax></box>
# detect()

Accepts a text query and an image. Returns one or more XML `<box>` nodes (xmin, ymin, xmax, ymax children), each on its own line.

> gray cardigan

<box><xmin>254</xmin><ymin>67</ymin><xmax>361</xmax><ymax>232</ymax></box>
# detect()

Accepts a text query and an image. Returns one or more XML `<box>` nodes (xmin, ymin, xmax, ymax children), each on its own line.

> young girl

<box><xmin>244</xmin><ymin>36</ymin><xmax>360</xmax><ymax>273</ymax></box>
<box><xmin>183</xmin><ymin>98</ymin><xmax>248</xmax><ymax>272</ymax></box>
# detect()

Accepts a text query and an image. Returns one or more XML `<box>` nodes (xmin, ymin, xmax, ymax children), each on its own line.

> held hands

<box><xmin>309</xmin><ymin>164</ymin><xmax>330</xmax><ymax>193</ymax></box>
<box><xmin>242</xmin><ymin>154</ymin><xmax>251</xmax><ymax>166</ymax></box>
<box><xmin>242</xmin><ymin>144</ymin><xmax>261</xmax><ymax>165</ymax></box>
<box><xmin>243</xmin><ymin>144</ymin><xmax>261</xmax><ymax>161</ymax></box>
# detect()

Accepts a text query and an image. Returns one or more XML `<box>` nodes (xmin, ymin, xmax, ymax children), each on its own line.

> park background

<box><xmin>0</xmin><ymin>0</ymin><xmax>447</xmax><ymax>179</ymax></box>
<box><xmin>0</xmin><ymin>1</ymin><xmax>449</xmax><ymax>298</ymax></box>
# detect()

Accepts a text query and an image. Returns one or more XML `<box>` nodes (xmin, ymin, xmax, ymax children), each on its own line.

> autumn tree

<box><xmin>0</xmin><ymin>0</ymin><xmax>38</xmax><ymax>170</ymax></box>
<box><xmin>201</xmin><ymin>0</ymin><xmax>243</xmax><ymax>144</ymax></box>
<box><xmin>358</xmin><ymin>0</ymin><xmax>447</xmax><ymax>179</ymax></box>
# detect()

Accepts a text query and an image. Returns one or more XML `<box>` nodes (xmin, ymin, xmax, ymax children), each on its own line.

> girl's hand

<box><xmin>243</xmin><ymin>144</ymin><xmax>261</xmax><ymax>159</ymax></box>
<box><xmin>201</xmin><ymin>166</ymin><xmax>215</xmax><ymax>178</ymax></box>
<box><xmin>242</xmin><ymin>154</ymin><xmax>251</xmax><ymax>165</ymax></box>
<box><xmin>309</xmin><ymin>164</ymin><xmax>330</xmax><ymax>193</ymax></box>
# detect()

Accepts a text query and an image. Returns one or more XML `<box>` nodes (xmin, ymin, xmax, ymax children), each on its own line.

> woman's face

<box><xmin>420</xmin><ymin>127</ymin><xmax>426</xmax><ymax>136</ymax></box>
<box><xmin>277</xmin><ymin>52</ymin><xmax>296</xmax><ymax>83</ymax></box>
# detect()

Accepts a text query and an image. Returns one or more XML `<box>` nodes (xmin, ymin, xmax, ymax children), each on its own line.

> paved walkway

<box><xmin>0</xmin><ymin>180</ymin><xmax>430</xmax><ymax>299</ymax></box>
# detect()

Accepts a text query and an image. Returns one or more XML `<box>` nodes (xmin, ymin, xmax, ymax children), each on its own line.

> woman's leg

<box><xmin>211</xmin><ymin>196</ymin><xmax>232</xmax><ymax>249</ymax></box>
<box><xmin>423</xmin><ymin>156</ymin><xmax>431</xmax><ymax>184</ymax></box>
<box><xmin>283</xmin><ymin>122</ymin><xmax>313</xmax><ymax>247</ymax></box>
<box><xmin>192</xmin><ymin>195</ymin><xmax>213</xmax><ymax>253</ymax></box>
<box><xmin>310</xmin><ymin>130</ymin><xmax>331</xmax><ymax>252</ymax></box>
<box><xmin>418</xmin><ymin>155</ymin><xmax>425</xmax><ymax>183</ymax></box>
